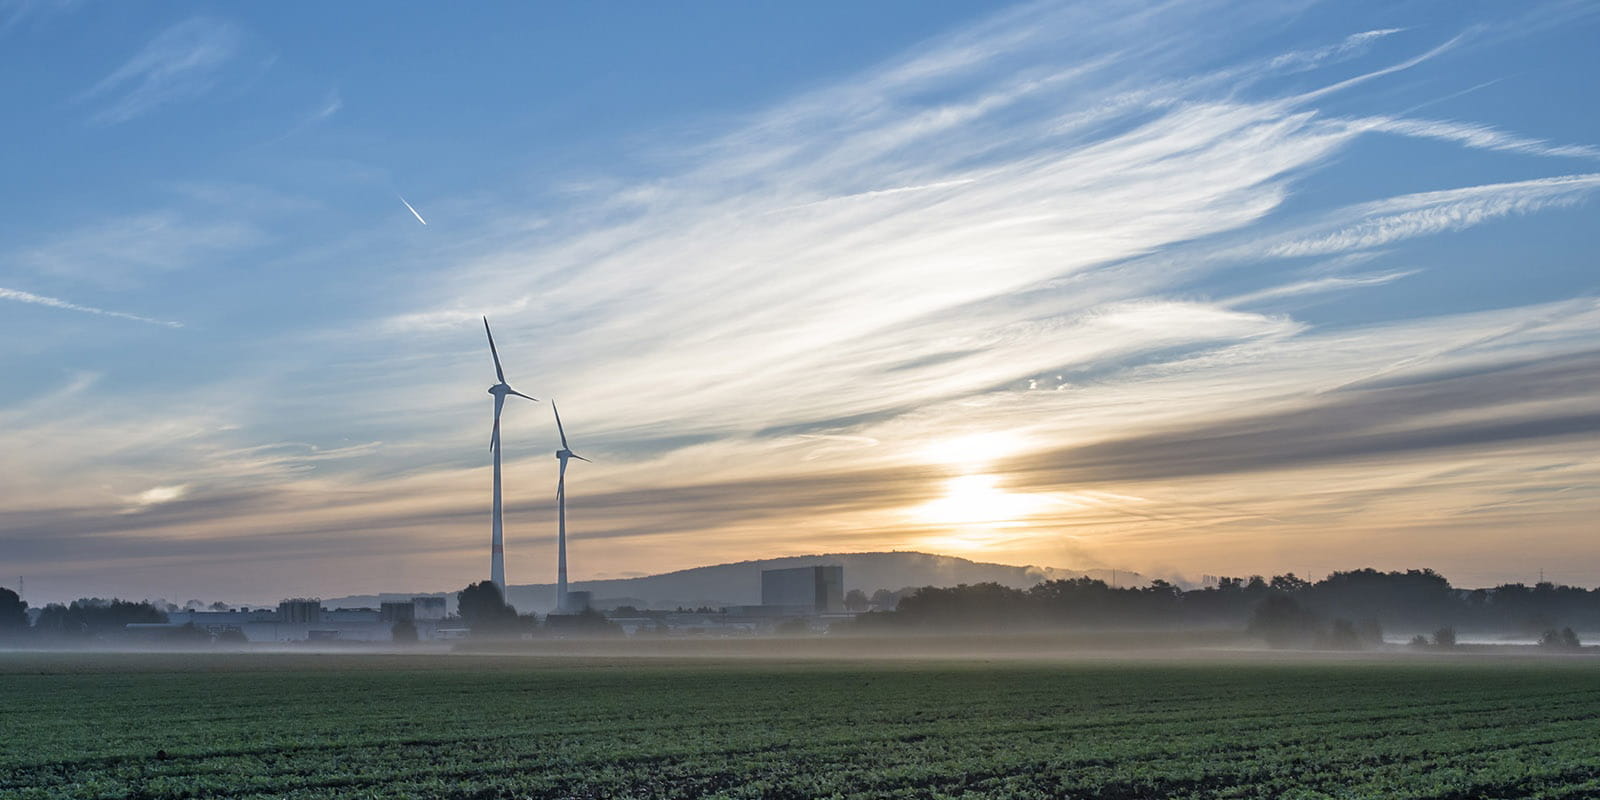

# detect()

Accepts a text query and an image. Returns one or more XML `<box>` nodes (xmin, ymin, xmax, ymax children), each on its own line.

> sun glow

<box><xmin>917</xmin><ymin>432</ymin><xmax>1029</xmax><ymax>469</ymax></box>
<box><xmin>912</xmin><ymin>473</ymin><xmax>1058</xmax><ymax>527</ymax></box>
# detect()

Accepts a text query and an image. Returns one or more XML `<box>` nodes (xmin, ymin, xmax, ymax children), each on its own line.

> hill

<box><xmin>325</xmin><ymin>552</ymin><xmax>1144</xmax><ymax>614</ymax></box>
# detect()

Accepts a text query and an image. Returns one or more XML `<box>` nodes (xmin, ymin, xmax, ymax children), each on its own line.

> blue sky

<box><xmin>2</xmin><ymin>0</ymin><xmax>1597</xmax><ymax>606</ymax></box>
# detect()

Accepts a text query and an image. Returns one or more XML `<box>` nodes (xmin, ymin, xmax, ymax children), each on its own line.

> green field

<box><xmin>3</xmin><ymin>651</ymin><xmax>1599</xmax><ymax>799</ymax></box>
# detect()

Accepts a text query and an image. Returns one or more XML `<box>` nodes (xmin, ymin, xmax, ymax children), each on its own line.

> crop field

<box><xmin>3</xmin><ymin>651</ymin><xmax>1600</xmax><ymax>799</ymax></box>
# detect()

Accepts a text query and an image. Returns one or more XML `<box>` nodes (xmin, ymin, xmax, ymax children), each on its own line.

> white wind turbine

<box><xmin>551</xmin><ymin>401</ymin><xmax>591</xmax><ymax>613</ymax></box>
<box><xmin>484</xmin><ymin>317</ymin><xmax>537</xmax><ymax>590</ymax></box>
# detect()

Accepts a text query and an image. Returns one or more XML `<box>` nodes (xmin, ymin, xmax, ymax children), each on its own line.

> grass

<box><xmin>2</xmin><ymin>651</ymin><xmax>1599</xmax><ymax>798</ymax></box>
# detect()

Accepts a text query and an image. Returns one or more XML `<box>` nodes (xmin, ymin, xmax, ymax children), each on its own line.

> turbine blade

<box><xmin>552</xmin><ymin>401</ymin><xmax>570</xmax><ymax>450</ymax></box>
<box><xmin>483</xmin><ymin>317</ymin><xmax>505</xmax><ymax>383</ymax></box>
<box><xmin>571</xmin><ymin>453</ymin><xmax>592</xmax><ymax>463</ymax></box>
<box><xmin>490</xmin><ymin>419</ymin><xmax>499</xmax><ymax>451</ymax></box>
<box><xmin>509</xmin><ymin>389</ymin><xmax>538</xmax><ymax>402</ymax></box>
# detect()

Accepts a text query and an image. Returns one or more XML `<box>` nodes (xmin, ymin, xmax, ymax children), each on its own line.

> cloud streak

<box><xmin>0</xmin><ymin>286</ymin><xmax>181</xmax><ymax>327</ymax></box>
<box><xmin>78</xmin><ymin>17</ymin><xmax>241</xmax><ymax>124</ymax></box>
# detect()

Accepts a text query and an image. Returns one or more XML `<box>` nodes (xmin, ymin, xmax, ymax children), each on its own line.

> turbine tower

<box><xmin>551</xmin><ymin>401</ymin><xmax>590</xmax><ymax>612</ymax></box>
<box><xmin>483</xmin><ymin>317</ymin><xmax>536</xmax><ymax>590</ymax></box>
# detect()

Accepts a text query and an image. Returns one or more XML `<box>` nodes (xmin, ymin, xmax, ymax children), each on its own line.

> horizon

<box><xmin>11</xmin><ymin>548</ymin><xmax>1586</xmax><ymax>612</ymax></box>
<box><xmin>4</xmin><ymin>1</ymin><xmax>1598</xmax><ymax>606</ymax></box>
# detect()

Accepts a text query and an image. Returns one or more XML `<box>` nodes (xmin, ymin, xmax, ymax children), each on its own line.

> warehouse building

<box><xmin>758</xmin><ymin>565</ymin><xmax>844</xmax><ymax>614</ymax></box>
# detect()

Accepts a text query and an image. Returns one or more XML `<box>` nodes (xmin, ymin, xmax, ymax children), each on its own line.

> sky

<box><xmin>2</xmin><ymin>0</ymin><xmax>1597</xmax><ymax>606</ymax></box>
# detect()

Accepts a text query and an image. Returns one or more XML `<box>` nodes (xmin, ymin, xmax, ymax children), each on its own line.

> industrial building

<box><xmin>760</xmin><ymin>565</ymin><xmax>844</xmax><ymax>614</ymax></box>
<box><xmin>149</xmin><ymin>596</ymin><xmax>452</xmax><ymax>643</ymax></box>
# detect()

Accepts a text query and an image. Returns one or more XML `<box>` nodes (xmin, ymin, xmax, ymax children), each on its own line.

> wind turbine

<box><xmin>484</xmin><ymin>317</ymin><xmax>536</xmax><ymax>590</ymax></box>
<box><xmin>551</xmin><ymin>401</ymin><xmax>590</xmax><ymax>613</ymax></box>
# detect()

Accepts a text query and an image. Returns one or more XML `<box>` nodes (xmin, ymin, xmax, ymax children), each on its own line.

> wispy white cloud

<box><xmin>1268</xmin><ymin>27</ymin><xmax>1406</xmax><ymax>72</ymax></box>
<box><xmin>1292</xmin><ymin>32</ymin><xmax>1466</xmax><ymax>105</ymax></box>
<box><xmin>125</xmin><ymin>483</ymin><xmax>189</xmax><ymax>510</ymax></box>
<box><xmin>0</xmin><ymin>286</ymin><xmax>181</xmax><ymax>327</ymax></box>
<box><xmin>0</xmin><ymin>0</ymin><xmax>75</xmax><ymax>36</ymax></box>
<box><xmin>12</xmin><ymin>211</ymin><xmax>260</xmax><ymax>289</ymax></box>
<box><xmin>1226</xmin><ymin>269</ymin><xmax>1419</xmax><ymax>306</ymax></box>
<box><xmin>1266</xmin><ymin>173</ymin><xmax>1600</xmax><ymax>258</ymax></box>
<box><xmin>78</xmin><ymin>17</ymin><xmax>241</xmax><ymax>124</ymax></box>
<box><xmin>1349</xmin><ymin>115</ymin><xmax>1600</xmax><ymax>160</ymax></box>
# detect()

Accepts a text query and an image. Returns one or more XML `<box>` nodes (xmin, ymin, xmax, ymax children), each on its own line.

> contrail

<box><xmin>0</xmin><ymin>286</ymin><xmax>182</xmax><ymax>327</ymax></box>
<box><xmin>398</xmin><ymin>194</ymin><xmax>428</xmax><ymax>226</ymax></box>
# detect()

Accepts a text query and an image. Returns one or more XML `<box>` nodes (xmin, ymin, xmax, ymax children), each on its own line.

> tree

<box><xmin>844</xmin><ymin>589</ymin><xmax>869</xmax><ymax>612</ymax></box>
<box><xmin>32</xmin><ymin>598</ymin><xmax>166</xmax><ymax>638</ymax></box>
<box><xmin>1270</xmin><ymin>574</ymin><xmax>1311</xmax><ymax>594</ymax></box>
<box><xmin>1356</xmin><ymin>618</ymin><xmax>1384</xmax><ymax>648</ymax></box>
<box><xmin>0</xmin><ymin>588</ymin><xmax>27</xmax><ymax>635</ymax></box>
<box><xmin>1323</xmin><ymin>618</ymin><xmax>1362</xmax><ymax>650</ymax></box>
<box><xmin>1432</xmin><ymin>626</ymin><xmax>1456</xmax><ymax>648</ymax></box>
<box><xmin>209</xmin><ymin>601</ymin><xmax>231</xmax><ymax>612</ymax></box>
<box><xmin>391</xmin><ymin>620</ymin><xmax>419</xmax><ymax>644</ymax></box>
<box><xmin>1247</xmin><ymin>595</ymin><xmax>1319</xmax><ymax>648</ymax></box>
<box><xmin>869</xmin><ymin>589</ymin><xmax>900</xmax><ymax>611</ymax></box>
<box><xmin>1540</xmin><ymin>627</ymin><xmax>1581</xmax><ymax>651</ymax></box>
<box><xmin>457</xmin><ymin>582</ymin><xmax>518</xmax><ymax>634</ymax></box>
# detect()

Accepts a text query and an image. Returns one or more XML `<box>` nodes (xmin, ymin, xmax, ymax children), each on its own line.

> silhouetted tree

<box><xmin>895</xmin><ymin>583</ymin><xmax>1029</xmax><ymax>628</ymax></box>
<box><xmin>1248</xmin><ymin>595</ymin><xmax>1319</xmax><ymax>648</ymax></box>
<box><xmin>1432</xmin><ymin>626</ymin><xmax>1456</xmax><ymax>648</ymax></box>
<box><xmin>1356</xmin><ymin>618</ymin><xmax>1384</xmax><ymax>647</ymax></box>
<box><xmin>1539</xmin><ymin>627</ymin><xmax>1581</xmax><ymax>651</ymax></box>
<box><xmin>869</xmin><ymin>589</ymin><xmax>902</xmax><ymax>610</ymax></box>
<box><xmin>844</xmin><ymin>589</ymin><xmax>869</xmax><ymax>612</ymax></box>
<box><xmin>457</xmin><ymin>582</ymin><xmax>518</xmax><ymax>634</ymax></box>
<box><xmin>1322</xmin><ymin>618</ymin><xmax>1362</xmax><ymax>650</ymax></box>
<box><xmin>32</xmin><ymin>598</ymin><xmax>166</xmax><ymax>638</ymax></box>
<box><xmin>1270</xmin><ymin>574</ymin><xmax>1311</xmax><ymax>593</ymax></box>
<box><xmin>0</xmin><ymin>588</ymin><xmax>27</xmax><ymax>636</ymax></box>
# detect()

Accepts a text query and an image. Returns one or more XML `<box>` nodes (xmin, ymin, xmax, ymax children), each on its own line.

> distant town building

<box><xmin>278</xmin><ymin>599</ymin><xmax>322</xmax><ymax>624</ymax></box>
<box><xmin>148</xmin><ymin>595</ymin><xmax>455</xmax><ymax>643</ymax></box>
<box><xmin>380</xmin><ymin>602</ymin><xmax>415</xmax><ymax>623</ymax></box>
<box><xmin>761</xmin><ymin>565</ymin><xmax>844</xmax><ymax>614</ymax></box>
<box><xmin>412</xmin><ymin>596</ymin><xmax>447</xmax><ymax>620</ymax></box>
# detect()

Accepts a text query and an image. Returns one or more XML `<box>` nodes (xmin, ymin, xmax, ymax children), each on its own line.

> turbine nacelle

<box><xmin>551</xmin><ymin>401</ymin><xmax>591</xmax><ymax>463</ymax></box>
<box><xmin>488</xmin><ymin>383</ymin><xmax>537</xmax><ymax>401</ymax></box>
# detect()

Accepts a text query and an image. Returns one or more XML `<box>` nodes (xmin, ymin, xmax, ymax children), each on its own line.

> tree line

<box><xmin>850</xmin><ymin>569</ymin><xmax>1600</xmax><ymax>644</ymax></box>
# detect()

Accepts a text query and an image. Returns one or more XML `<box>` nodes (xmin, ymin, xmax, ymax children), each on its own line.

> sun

<box><xmin>911</xmin><ymin>473</ymin><xmax>1057</xmax><ymax>528</ymax></box>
